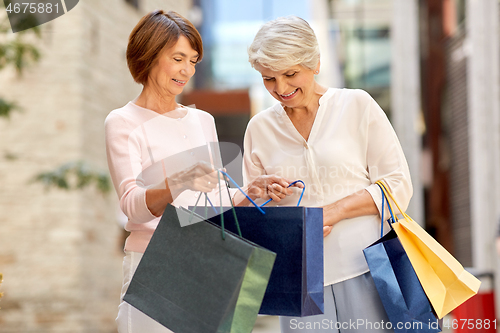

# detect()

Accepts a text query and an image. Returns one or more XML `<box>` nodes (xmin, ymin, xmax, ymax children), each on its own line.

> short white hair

<box><xmin>248</xmin><ymin>16</ymin><xmax>320</xmax><ymax>71</ymax></box>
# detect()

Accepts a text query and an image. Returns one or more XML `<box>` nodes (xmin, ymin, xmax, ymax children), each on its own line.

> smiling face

<box><xmin>255</xmin><ymin>62</ymin><xmax>320</xmax><ymax>110</ymax></box>
<box><xmin>146</xmin><ymin>35</ymin><xmax>199</xmax><ymax>98</ymax></box>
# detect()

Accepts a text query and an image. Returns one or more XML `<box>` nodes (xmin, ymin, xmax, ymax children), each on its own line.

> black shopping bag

<box><xmin>363</xmin><ymin>184</ymin><xmax>440</xmax><ymax>333</ymax></box>
<box><xmin>124</xmin><ymin>204</ymin><xmax>276</xmax><ymax>333</ymax></box>
<box><xmin>194</xmin><ymin>205</ymin><xmax>324</xmax><ymax>317</ymax></box>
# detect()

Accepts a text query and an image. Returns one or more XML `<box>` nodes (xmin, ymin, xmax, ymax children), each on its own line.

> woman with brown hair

<box><xmin>105</xmin><ymin>10</ymin><xmax>295</xmax><ymax>332</ymax></box>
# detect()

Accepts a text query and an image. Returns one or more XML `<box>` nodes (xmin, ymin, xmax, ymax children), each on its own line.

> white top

<box><xmin>105</xmin><ymin>102</ymin><xmax>229</xmax><ymax>253</ymax></box>
<box><xmin>243</xmin><ymin>88</ymin><xmax>413</xmax><ymax>285</ymax></box>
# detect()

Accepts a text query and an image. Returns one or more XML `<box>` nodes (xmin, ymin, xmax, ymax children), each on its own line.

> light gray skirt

<box><xmin>280</xmin><ymin>272</ymin><xmax>394</xmax><ymax>333</ymax></box>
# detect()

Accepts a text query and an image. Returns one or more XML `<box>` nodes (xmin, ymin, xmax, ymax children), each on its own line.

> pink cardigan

<box><xmin>105</xmin><ymin>102</ymin><xmax>227</xmax><ymax>253</ymax></box>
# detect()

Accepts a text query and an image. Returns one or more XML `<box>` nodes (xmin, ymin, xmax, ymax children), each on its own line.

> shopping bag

<box><xmin>363</xmin><ymin>184</ymin><xmax>441</xmax><ymax>332</ymax></box>
<box><xmin>123</xmin><ymin>203</ymin><xmax>276</xmax><ymax>333</ymax></box>
<box><xmin>193</xmin><ymin>174</ymin><xmax>324</xmax><ymax>317</ymax></box>
<box><xmin>377</xmin><ymin>181</ymin><xmax>481</xmax><ymax>319</ymax></box>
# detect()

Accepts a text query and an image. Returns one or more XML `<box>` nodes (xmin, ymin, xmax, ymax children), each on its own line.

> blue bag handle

<box><xmin>188</xmin><ymin>171</ymin><xmax>247</xmax><ymax>240</ymax></box>
<box><xmin>189</xmin><ymin>170</ymin><xmax>305</xmax><ymax>239</ymax></box>
<box><xmin>195</xmin><ymin>170</ymin><xmax>266</xmax><ymax>217</ymax></box>
<box><xmin>377</xmin><ymin>182</ymin><xmax>396</xmax><ymax>238</ymax></box>
<box><xmin>205</xmin><ymin>172</ymin><xmax>305</xmax><ymax>210</ymax></box>
<box><xmin>260</xmin><ymin>180</ymin><xmax>306</xmax><ymax>207</ymax></box>
<box><xmin>218</xmin><ymin>170</ymin><xmax>280</xmax><ymax>239</ymax></box>
<box><xmin>218</xmin><ymin>170</ymin><xmax>266</xmax><ymax>215</ymax></box>
<box><xmin>188</xmin><ymin>169</ymin><xmax>266</xmax><ymax>240</ymax></box>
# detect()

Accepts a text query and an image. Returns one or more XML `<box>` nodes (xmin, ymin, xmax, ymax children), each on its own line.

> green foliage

<box><xmin>0</xmin><ymin>98</ymin><xmax>21</xmax><ymax>118</ymax></box>
<box><xmin>0</xmin><ymin>6</ymin><xmax>41</xmax><ymax>74</ymax></box>
<box><xmin>0</xmin><ymin>37</ymin><xmax>41</xmax><ymax>74</ymax></box>
<box><xmin>0</xmin><ymin>5</ymin><xmax>41</xmax><ymax>118</ymax></box>
<box><xmin>32</xmin><ymin>161</ymin><xmax>112</xmax><ymax>195</ymax></box>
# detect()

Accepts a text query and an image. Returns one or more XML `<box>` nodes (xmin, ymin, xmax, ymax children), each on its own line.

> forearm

<box><xmin>323</xmin><ymin>189</ymin><xmax>378</xmax><ymax>227</ymax></box>
<box><xmin>232</xmin><ymin>185</ymin><xmax>260</xmax><ymax>206</ymax></box>
<box><xmin>145</xmin><ymin>180</ymin><xmax>178</xmax><ymax>217</ymax></box>
<box><xmin>232</xmin><ymin>189</ymin><xmax>250</xmax><ymax>206</ymax></box>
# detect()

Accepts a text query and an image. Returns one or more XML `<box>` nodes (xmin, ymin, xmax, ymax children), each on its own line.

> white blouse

<box><xmin>243</xmin><ymin>88</ymin><xmax>413</xmax><ymax>285</ymax></box>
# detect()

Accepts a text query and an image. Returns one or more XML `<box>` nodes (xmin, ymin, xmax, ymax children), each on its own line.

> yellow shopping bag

<box><xmin>376</xmin><ymin>181</ymin><xmax>481</xmax><ymax>319</ymax></box>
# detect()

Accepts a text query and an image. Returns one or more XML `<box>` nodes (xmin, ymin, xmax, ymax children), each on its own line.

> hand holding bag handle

<box><xmin>188</xmin><ymin>170</ymin><xmax>287</xmax><ymax>239</ymax></box>
<box><xmin>220</xmin><ymin>171</ymin><xmax>305</xmax><ymax>209</ymax></box>
<box><xmin>194</xmin><ymin>170</ymin><xmax>267</xmax><ymax>215</ymax></box>
<box><xmin>260</xmin><ymin>180</ymin><xmax>306</xmax><ymax>207</ymax></box>
<box><xmin>189</xmin><ymin>171</ymin><xmax>306</xmax><ymax>240</ymax></box>
<box><xmin>188</xmin><ymin>170</ymin><xmax>255</xmax><ymax>239</ymax></box>
<box><xmin>210</xmin><ymin>170</ymin><xmax>305</xmax><ymax>209</ymax></box>
<box><xmin>201</xmin><ymin>171</ymin><xmax>305</xmax><ymax>209</ymax></box>
<box><xmin>218</xmin><ymin>171</ymin><xmax>305</xmax><ymax>239</ymax></box>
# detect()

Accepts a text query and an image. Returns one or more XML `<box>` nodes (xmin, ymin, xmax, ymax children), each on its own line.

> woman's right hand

<box><xmin>245</xmin><ymin>175</ymin><xmax>303</xmax><ymax>202</ymax></box>
<box><xmin>167</xmin><ymin>161</ymin><xmax>219</xmax><ymax>194</ymax></box>
<box><xmin>146</xmin><ymin>161</ymin><xmax>219</xmax><ymax>217</ymax></box>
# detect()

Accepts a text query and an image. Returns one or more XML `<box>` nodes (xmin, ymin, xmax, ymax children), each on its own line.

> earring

<box><xmin>315</xmin><ymin>71</ymin><xmax>319</xmax><ymax>74</ymax></box>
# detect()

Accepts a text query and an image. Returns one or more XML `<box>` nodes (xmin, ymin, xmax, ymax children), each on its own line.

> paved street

<box><xmin>251</xmin><ymin>315</ymin><xmax>455</xmax><ymax>333</ymax></box>
<box><xmin>253</xmin><ymin>316</ymin><xmax>281</xmax><ymax>333</ymax></box>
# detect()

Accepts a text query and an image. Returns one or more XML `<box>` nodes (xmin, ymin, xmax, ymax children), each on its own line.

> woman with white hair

<box><xmin>244</xmin><ymin>16</ymin><xmax>413</xmax><ymax>332</ymax></box>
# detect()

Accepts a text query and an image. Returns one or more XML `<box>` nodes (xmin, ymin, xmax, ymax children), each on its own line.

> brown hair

<box><xmin>126</xmin><ymin>10</ymin><xmax>203</xmax><ymax>85</ymax></box>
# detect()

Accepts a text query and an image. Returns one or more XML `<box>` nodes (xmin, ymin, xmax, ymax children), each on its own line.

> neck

<box><xmin>135</xmin><ymin>84</ymin><xmax>179</xmax><ymax>114</ymax></box>
<box><xmin>285</xmin><ymin>83</ymin><xmax>328</xmax><ymax>115</ymax></box>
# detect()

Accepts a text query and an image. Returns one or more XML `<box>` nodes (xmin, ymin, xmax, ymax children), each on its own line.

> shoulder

<box><xmin>335</xmin><ymin>88</ymin><xmax>374</xmax><ymax>106</ymax></box>
<box><xmin>186</xmin><ymin>106</ymin><xmax>214</xmax><ymax>121</ymax></box>
<box><xmin>332</xmin><ymin>88</ymin><xmax>382</xmax><ymax>120</ymax></box>
<box><xmin>104</xmin><ymin>103</ymin><xmax>153</xmax><ymax>139</ymax></box>
<box><xmin>104</xmin><ymin>104</ymin><xmax>131</xmax><ymax>130</ymax></box>
<box><xmin>105</xmin><ymin>102</ymin><xmax>143</xmax><ymax>127</ymax></box>
<box><xmin>186</xmin><ymin>106</ymin><xmax>215</xmax><ymax>124</ymax></box>
<box><xmin>318</xmin><ymin>88</ymin><xmax>375</xmax><ymax>112</ymax></box>
<box><xmin>247</xmin><ymin>104</ymin><xmax>282</xmax><ymax>130</ymax></box>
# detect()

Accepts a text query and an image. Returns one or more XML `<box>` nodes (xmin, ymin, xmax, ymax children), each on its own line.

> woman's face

<box><xmin>255</xmin><ymin>63</ymin><xmax>319</xmax><ymax>109</ymax></box>
<box><xmin>146</xmin><ymin>35</ymin><xmax>199</xmax><ymax>97</ymax></box>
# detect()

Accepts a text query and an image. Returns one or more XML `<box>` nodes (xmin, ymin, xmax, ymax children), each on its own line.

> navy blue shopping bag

<box><xmin>363</xmin><ymin>184</ymin><xmax>441</xmax><ymax>333</ymax></box>
<box><xmin>192</xmin><ymin>173</ymin><xmax>324</xmax><ymax>317</ymax></box>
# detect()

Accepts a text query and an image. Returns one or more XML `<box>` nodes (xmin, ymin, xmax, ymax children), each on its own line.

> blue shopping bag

<box><xmin>363</xmin><ymin>184</ymin><xmax>441</xmax><ymax>333</ymax></box>
<box><xmin>193</xmin><ymin>173</ymin><xmax>324</xmax><ymax>317</ymax></box>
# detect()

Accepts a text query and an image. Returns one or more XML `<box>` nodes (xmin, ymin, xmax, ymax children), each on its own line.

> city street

<box><xmin>253</xmin><ymin>316</ymin><xmax>280</xmax><ymax>333</ymax></box>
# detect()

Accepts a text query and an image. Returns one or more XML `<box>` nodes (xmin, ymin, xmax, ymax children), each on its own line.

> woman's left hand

<box><xmin>322</xmin><ymin>189</ymin><xmax>379</xmax><ymax>238</ymax></box>
<box><xmin>322</xmin><ymin>205</ymin><xmax>340</xmax><ymax>238</ymax></box>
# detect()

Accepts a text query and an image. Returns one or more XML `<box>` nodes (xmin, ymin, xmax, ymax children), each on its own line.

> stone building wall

<box><xmin>0</xmin><ymin>0</ymin><xmax>192</xmax><ymax>331</ymax></box>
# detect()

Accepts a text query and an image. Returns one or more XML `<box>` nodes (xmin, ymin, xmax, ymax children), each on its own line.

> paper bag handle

<box><xmin>377</xmin><ymin>182</ymin><xmax>396</xmax><ymax>238</ymax></box>
<box><xmin>376</xmin><ymin>180</ymin><xmax>414</xmax><ymax>223</ymax></box>
<box><xmin>189</xmin><ymin>170</ymin><xmax>267</xmax><ymax>240</ymax></box>
<box><xmin>187</xmin><ymin>171</ymin><xmax>247</xmax><ymax>240</ymax></box>
<box><xmin>218</xmin><ymin>170</ymin><xmax>268</xmax><ymax>240</ymax></box>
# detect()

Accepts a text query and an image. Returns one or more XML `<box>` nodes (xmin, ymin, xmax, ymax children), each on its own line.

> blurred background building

<box><xmin>0</xmin><ymin>0</ymin><xmax>498</xmax><ymax>332</ymax></box>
